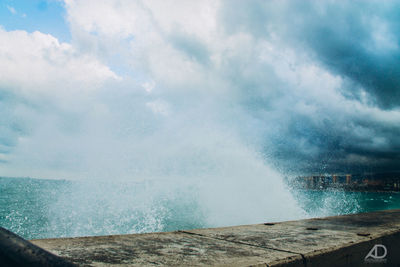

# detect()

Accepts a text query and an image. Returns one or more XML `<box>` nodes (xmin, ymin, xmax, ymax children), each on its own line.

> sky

<box><xmin>0</xmin><ymin>0</ymin><xmax>399</xmax><ymax>180</ymax></box>
<box><xmin>0</xmin><ymin>0</ymin><xmax>70</xmax><ymax>42</ymax></box>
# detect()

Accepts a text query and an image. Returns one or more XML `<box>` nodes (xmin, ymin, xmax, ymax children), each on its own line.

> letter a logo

<box><xmin>365</xmin><ymin>244</ymin><xmax>387</xmax><ymax>260</ymax></box>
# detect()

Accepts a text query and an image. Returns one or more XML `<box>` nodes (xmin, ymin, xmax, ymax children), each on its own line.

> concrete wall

<box><xmin>3</xmin><ymin>209</ymin><xmax>400</xmax><ymax>266</ymax></box>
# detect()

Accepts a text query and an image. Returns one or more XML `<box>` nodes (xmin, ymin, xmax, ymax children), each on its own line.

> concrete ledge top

<box><xmin>31</xmin><ymin>209</ymin><xmax>400</xmax><ymax>266</ymax></box>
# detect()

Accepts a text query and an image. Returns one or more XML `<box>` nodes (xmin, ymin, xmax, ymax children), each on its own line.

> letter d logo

<box><xmin>365</xmin><ymin>244</ymin><xmax>387</xmax><ymax>260</ymax></box>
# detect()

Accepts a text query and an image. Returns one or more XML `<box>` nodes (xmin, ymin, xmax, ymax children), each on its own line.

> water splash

<box><xmin>291</xmin><ymin>188</ymin><xmax>361</xmax><ymax>218</ymax></box>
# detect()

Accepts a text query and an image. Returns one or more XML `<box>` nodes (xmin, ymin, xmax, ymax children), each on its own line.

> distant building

<box><xmin>293</xmin><ymin>172</ymin><xmax>400</xmax><ymax>191</ymax></box>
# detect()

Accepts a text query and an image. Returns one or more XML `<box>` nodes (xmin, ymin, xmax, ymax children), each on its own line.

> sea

<box><xmin>1</xmin><ymin>176</ymin><xmax>400</xmax><ymax>240</ymax></box>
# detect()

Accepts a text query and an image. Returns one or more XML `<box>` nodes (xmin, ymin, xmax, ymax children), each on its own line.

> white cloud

<box><xmin>0</xmin><ymin>27</ymin><xmax>122</xmax><ymax>176</ymax></box>
<box><xmin>0</xmin><ymin>28</ymin><xmax>120</xmax><ymax>100</ymax></box>
<box><xmin>64</xmin><ymin>0</ymin><xmax>221</xmax><ymax>92</ymax></box>
<box><xmin>7</xmin><ymin>5</ymin><xmax>16</xmax><ymax>15</ymax></box>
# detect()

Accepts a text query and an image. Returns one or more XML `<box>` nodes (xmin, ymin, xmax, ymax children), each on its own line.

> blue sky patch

<box><xmin>0</xmin><ymin>0</ymin><xmax>70</xmax><ymax>42</ymax></box>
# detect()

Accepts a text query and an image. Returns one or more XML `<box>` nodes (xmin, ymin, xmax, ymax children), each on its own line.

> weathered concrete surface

<box><xmin>187</xmin><ymin>209</ymin><xmax>400</xmax><ymax>266</ymax></box>
<box><xmin>31</xmin><ymin>209</ymin><xmax>400</xmax><ymax>266</ymax></box>
<box><xmin>31</xmin><ymin>232</ymin><xmax>302</xmax><ymax>266</ymax></box>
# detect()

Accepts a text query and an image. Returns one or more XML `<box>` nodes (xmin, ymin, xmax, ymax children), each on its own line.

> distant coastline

<box><xmin>291</xmin><ymin>172</ymin><xmax>400</xmax><ymax>192</ymax></box>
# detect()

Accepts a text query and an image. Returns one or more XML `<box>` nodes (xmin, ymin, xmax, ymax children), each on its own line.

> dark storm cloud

<box><xmin>218</xmin><ymin>0</ymin><xmax>400</xmax><ymax>173</ymax></box>
<box><xmin>221</xmin><ymin>0</ymin><xmax>400</xmax><ymax>108</ymax></box>
<box><xmin>169</xmin><ymin>32</ymin><xmax>211</xmax><ymax>66</ymax></box>
<box><xmin>288</xmin><ymin>1</ymin><xmax>400</xmax><ymax>109</ymax></box>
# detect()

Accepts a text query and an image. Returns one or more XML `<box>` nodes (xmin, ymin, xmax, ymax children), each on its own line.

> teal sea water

<box><xmin>1</xmin><ymin>177</ymin><xmax>400</xmax><ymax>240</ymax></box>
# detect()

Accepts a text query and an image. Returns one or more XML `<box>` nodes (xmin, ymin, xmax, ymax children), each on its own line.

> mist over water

<box><xmin>47</xmin><ymin>174</ymin><xmax>300</xmax><ymax>237</ymax></box>
<box><xmin>3</xmin><ymin>176</ymin><xmax>400</xmax><ymax>239</ymax></box>
<box><xmin>43</xmin><ymin>115</ymin><xmax>306</xmax><ymax>236</ymax></box>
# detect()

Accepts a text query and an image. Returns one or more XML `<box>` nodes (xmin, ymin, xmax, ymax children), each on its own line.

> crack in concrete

<box><xmin>178</xmin><ymin>230</ymin><xmax>307</xmax><ymax>266</ymax></box>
